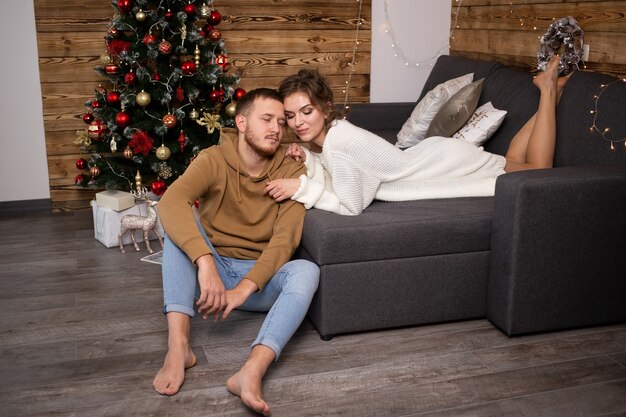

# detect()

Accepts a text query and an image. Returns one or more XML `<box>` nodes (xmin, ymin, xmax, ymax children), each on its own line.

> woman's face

<box><xmin>283</xmin><ymin>91</ymin><xmax>327</xmax><ymax>146</ymax></box>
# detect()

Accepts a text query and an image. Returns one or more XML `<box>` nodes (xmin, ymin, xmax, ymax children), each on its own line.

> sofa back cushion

<box><xmin>553</xmin><ymin>70</ymin><xmax>626</xmax><ymax>166</ymax></box>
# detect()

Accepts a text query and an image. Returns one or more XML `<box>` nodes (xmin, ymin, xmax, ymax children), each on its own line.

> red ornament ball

<box><xmin>208</xmin><ymin>10</ymin><xmax>222</xmax><ymax>26</ymax></box>
<box><xmin>164</xmin><ymin>9</ymin><xmax>174</xmax><ymax>21</ymax></box>
<box><xmin>106</xmin><ymin>90</ymin><xmax>120</xmax><ymax>105</ymax></box>
<box><xmin>184</xmin><ymin>3</ymin><xmax>196</xmax><ymax>16</ymax></box>
<box><xmin>154</xmin><ymin>72</ymin><xmax>160</xmax><ymax>81</ymax></box>
<box><xmin>181</xmin><ymin>61</ymin><xmax>197</xmax><ymax>75</ymax></box>
<box><xmin>151</xmin><ymin>180</ymin><xmax>167</xmax><ymax>196</ymax></box>
<box><xmin>143</xmin><ymin>33</ymin><xmax>156</xmax><ymax>45</ymax></box>
<box><xmin>91</xmin><ymin>100</ymin><xmax>102</xmax><ymax>109</ymax></box>
<box><xmin>234</xmin><ymin>88</ymin><xmax>246</xmax><ymax>101</ymax></box>
<box><xmin>209</xmin><ymin>89</ymin><xmax>221</xmax><ymax>102</ymax></box>
<box><xmin>201</xmin><ymin>23</ymin><xmax>214</xmax><ymax>37</ymax></box>
<box><xmin>75</xmin><ymin>174</ymin><xmax>87</xmax><ymax>186</ymax></box>
<box><xmin>82</xmin><ymin>113</ymin><xmax>94</xmax><ymax>124</ymax></box>
<box><xmin>158</xmin><ymin>40</ymin><xmax>172</xmax><ymax>55</ymax></box>
<box><xmin>162</xmin><ymin>113</ymin><xmax>177</xmax><ymax>128</ymax></box>
<box><xmin>117</xmin><ymin>0</ymin><xmax>133</xmax><ymax>13</ymax></box>
<box><xmin>76</xmin><ymin>158</ymin><xmax>88</xmax><ymax>170</ymax></box>
<box><xmin>124</xmin><ymin>71</ymin><xmax>137</xmax><ymax>85</ymax></box>
<box><xmin>95</xmin><ymin>84</ymin><xmax>107</xmax><ymax>95</ymax></box>
<box><xmin>88</xmin><ymin>120</ymin><xmax>107</xmax><ymax>139</ymax></box>
<box><xmin>105</xmin><ymin>63</ymin><xmax>120</xmax><ymax>74</ymax></box>
<box><xmin>115</xmin><ymin>111</ymin><xmax>132</xmax><ymax>128</ymax></box>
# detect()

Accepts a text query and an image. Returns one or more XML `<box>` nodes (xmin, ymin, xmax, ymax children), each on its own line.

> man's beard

<box><xmin>244</xmin><ymin>129</ymin><xmax>280</xmax><ymax>158</ymax></box>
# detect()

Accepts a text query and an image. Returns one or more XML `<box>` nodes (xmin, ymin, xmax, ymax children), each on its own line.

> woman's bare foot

<box><xmin>226</xmin><ymin>367</ymin><xmax>271</xmax><ymax>416</ymax></box>
<box><xmin>153</xmin><ymin>342</ymin><xmax>197</xmax><ymax>396</ymax></box>
<box><xmin>534</xmin><ymin>55</ymin><xmax>560</xmax><ymax>93</ymax></box>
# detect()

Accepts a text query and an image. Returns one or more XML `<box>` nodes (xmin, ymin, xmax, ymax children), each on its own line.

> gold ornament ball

<box><xmin>162</xmin><ymin>113</ymin><xmax>177</xmax><ymax>128</ymax></box>
<box><xmin>136</xmin><ymin>90</ymin><xmax>151</xmax><ymax>107</ymax></box>
<box><xmin>123</xmin><ymin>146</ymin><xmax>134</xmax><ymax>159</ymax></box>
<box><xmin>100</xmin><ymin>54</ymin><xmax>112</xmax><ymax>65</ymax></box>
<box><xmin>225</xmin><ymin>102</ymin><xmax>237</xmax><ymax>117</ymax></box>
<box><xmin>155</xmin><ymin>145</ymin><xmax>171</xmax><ymax>160</ymax></box>
<box><xmin>189</xmin><ymin>108</ymin><xmax>199</xmax><ymax>120</ymax></box>
<box><xmin>90</xmin><ymin>166</ymin><xmax>101</xmax><ymax>178</ymax></box>
<box><xmin>135</xmin><ymin>9</ymin><xmax>146</xmax><ymax>22</ymax></box>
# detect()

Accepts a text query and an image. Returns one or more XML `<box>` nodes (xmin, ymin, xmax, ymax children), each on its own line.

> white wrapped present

<box><xmin>91</xmin><ymin>200</ymin><xmax>165</xmax><ymax>248</ymax></box>
<box><xmin>95</xmin><ymin>189</ymin><xmax>135</xmax><ymax>211</ymax></box>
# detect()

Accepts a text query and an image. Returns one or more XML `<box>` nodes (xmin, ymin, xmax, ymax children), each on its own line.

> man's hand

<box><xmin>265</xmin><ymin>178</ymin><xmax>301</xmax><ymax>202</ymax></box>
<box><xmin>196</xmin><ymin>254</ymin><xmax>227</xmax><ymax>320</ymax></box>
<box><xmin>222</xmin><ymin>279</ymin><xmax>258</xmax><ymax>320</ymax></box>
<box><xmin>286</xmin><ymin>143</ymin><xmax>306</xmax><ymax>162</ymax></box>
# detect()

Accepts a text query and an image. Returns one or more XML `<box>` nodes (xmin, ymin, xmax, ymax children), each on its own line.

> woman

<box><xmin>265</xmin><ymin>56</ymin><xmax>566</xmax><ymax>215</ymax></box>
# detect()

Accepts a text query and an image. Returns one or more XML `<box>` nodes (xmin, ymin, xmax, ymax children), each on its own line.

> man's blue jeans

<box><xmin>161</xmin><ymin>225</ymin><xmax>319</xmax><ymax>359</ymax></box>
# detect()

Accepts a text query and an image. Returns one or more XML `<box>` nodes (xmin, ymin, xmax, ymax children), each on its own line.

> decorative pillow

<box><xmin>395</xmin><ymin>73</ymin><xmax>474</xmax><ymax>148</ymax></box>
<box><xmin>453</xmin><ymin>101</ymin><xmax>507</xmax><ymax>146</ymax></box>
<box><xmin>425</xmin><ymin>78</ymin><xmax>484</xmax><ymax>138</ymax></box>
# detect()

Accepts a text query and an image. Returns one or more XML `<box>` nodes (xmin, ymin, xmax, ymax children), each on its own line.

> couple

<box><xmin>153</xmin><ymin>55</ymin><xmax>567</xmax><ymax>416</ymax></box>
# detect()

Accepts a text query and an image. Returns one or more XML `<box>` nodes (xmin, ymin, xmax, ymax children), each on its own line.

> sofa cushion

<box><xmin>453</xmin><ymin>101</ymin><xmax>508</xmax><ymax>146</ymax></box>
<box><xmin>426</xmin><ymin>78</ymin><xmax>484</xmax><ymax>138</ymax></box>
<box><xmin>553</xmin><ymin>70</ymin><xmax>626</xmax><ymax>166</ymax></box>
<box><xmin>300</xmin><ymin>197</ymin><xmax>495</xmax><ymax>265</ymax></box>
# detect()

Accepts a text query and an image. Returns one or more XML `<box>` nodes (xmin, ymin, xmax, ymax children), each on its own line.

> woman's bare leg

<box><xmin>505</xmin><ymin>56</ymin><xmax>565</xmax><ymax>172</ymax></box>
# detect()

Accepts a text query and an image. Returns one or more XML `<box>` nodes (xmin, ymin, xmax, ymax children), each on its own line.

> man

<box><xmin>152</xmin><ymin>88</ymin><xmax>320</xmax><ymax>416</ymax></box>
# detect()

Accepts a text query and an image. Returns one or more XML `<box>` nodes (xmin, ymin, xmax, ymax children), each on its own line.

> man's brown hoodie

<box><xmin>158</xmin><ymin>129</ymin><xmax>306</xmax><ymax>290</ymax></box>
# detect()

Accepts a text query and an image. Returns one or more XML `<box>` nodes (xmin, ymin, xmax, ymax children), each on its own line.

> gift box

<box><xmin>91</xmin><ymin>200</ymin><xmax>165</xmax><ymax>248</ymax></box>
<box><xmin>95</xmin><ymin>189</ymin><xmax>136</xmax><ymax>211</ymax></box>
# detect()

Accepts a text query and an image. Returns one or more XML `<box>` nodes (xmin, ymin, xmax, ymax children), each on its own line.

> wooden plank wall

<box><xmin>449</xmin><ymin>0</ymin><xmax>626</xmax><ymax>78</ymax></box>
<box><xmin>34</xmin><ymin>0</ymin><xmax>372</xmax><ymax>212</ymax></box>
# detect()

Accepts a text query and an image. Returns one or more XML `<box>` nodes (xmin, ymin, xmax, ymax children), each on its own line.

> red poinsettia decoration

<box><xmin>107</xmin><ymin>39</ymin><xmax>132</xmax><ymax>57</ymax></box>
<box><xmin>128</xmin><ymin>130</ymin><xmax>155</xmax><ymax>156</ymax></box>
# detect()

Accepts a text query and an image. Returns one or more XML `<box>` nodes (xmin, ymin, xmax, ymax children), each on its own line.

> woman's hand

<box><xmin>286</xmin><ymin>143</ymin><xmax>306</xmax><ymax>162</ymax></box>
<box><xmin>265</xmin><ymin>178</ymin><xmax>301</xmax><ymax>202</ymax></box>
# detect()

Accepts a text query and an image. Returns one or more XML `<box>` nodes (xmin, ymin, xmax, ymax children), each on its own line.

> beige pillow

<box><xmin>425</xmin><ymin>78</ymin><xmax>484</xmax><ymax>138</ymax></box>
<box><xmin>395</xmin><ymin>73</ymin><xmax>474</xmax><ymax>148</ymax></box>
<box><xmin>453</xmin><ymin>102</ymin><xmax>507</xmax><ymax>146</ymax></box>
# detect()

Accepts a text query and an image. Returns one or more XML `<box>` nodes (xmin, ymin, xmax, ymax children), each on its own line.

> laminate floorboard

<box><xmin>0</xmin><ymin>211</ymin><xmax>625</xmax><ymax>417</ymax></box>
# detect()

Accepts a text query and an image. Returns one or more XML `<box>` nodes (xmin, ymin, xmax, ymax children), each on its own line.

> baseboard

<box><xmin>0</xmin><ymin>199</ymin><xmax>52</xmax><ymax>217</ymax></box>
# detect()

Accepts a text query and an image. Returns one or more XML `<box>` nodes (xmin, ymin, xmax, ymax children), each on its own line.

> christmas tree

<box><xmin>75</xmin><ymin>0</ymin><xmax>245</xmax><ymax>196</ymax></box>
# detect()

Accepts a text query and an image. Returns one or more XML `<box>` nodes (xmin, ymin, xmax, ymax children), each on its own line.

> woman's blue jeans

<box><xmin>161</xmin><ymin>225</ymin><xmax>319</xmax><ymax>359</ymax></box>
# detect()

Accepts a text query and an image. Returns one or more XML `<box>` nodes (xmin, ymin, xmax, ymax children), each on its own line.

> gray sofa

<box><xmin>296</xmin><ymin>55</ymin><xmax>626</xmax><ymax>340</ymax></box>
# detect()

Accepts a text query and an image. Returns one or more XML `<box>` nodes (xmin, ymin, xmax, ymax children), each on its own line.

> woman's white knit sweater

<box><xmin>291</xmin><ymin>119</ymin><xmax>506</xmax><ymax>216</ymax></box>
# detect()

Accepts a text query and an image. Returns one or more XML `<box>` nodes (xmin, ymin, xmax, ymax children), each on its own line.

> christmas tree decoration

<box><xmin>178</xmin><ymin>130</ymin><xmax>187</xmax><ymax>151</ymax></box>
<box><xmin>90</xmin><ymin>165</ymin><xmax>101</xmax><ymax>178</ymax></box>
<box><xmin>151</xmin><ymin>179</ymin><xmax>167</xmax><ymax>196</ymax></box>
<box><xmin>234</xmin><ymin>88</ymin><xmax>246</xmax><ymax>101</ymax></box>
<box><xmin>162</xmin><ymin>113</ymin><xmax>177</xmax><ymax>129</ymax></box>
<box><xmin>106</xmin><ymin>90</ymin><xmax>121</xmax><ymax>106</ymax></box>
<box><xmin>88</xmin><ymin>120</ymin><xmax>107</xmax><ymax>139</ymax></box>
<box><xmin>208</xmin><ymin>10</ymin><xmax>222</xmax><ymax>26</ymax></box>
<box><xmin>75</xmin><ymin>174</ymin><xmax>87</xmax><ymax>186</ymax></box>
<box><xmin>76</xmin><ymin>158</ymin><xmax>88</xmax><ymax>170</ymax></box>
<box><xmin>155</xmin><ymin>144</ymin><xmax>171</xmax><ymax>160</ymax></box>
<box><xmin>225</xmin><ymin>102</ymin><xmax>237</xmax><ymax>117</ymax></box>
<box><xmin>115</xmin><ymin>110</ymin><xmax>132</xmax><ymax>129</ymax></box>
<box><xmin>135</xmin><ymin>9</ymin><xmax>146</xmax><ymax>22</ymax></box>
<box><xmin>75</xmin><ymin>1</ymin><xmax>240</xmax><ymax>190</ymax></box>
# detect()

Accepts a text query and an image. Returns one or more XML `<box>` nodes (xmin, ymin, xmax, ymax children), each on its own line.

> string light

<box><xmin>589</xmin><ymin>79</ymin><xmax>626</xmax><ymax>150</ymax></box>
<box><xmin>342</xmin><ymin>0</ymin><xmax>364</xmax><ymax>112</ymax></box>
<box><xmin>382</xmin><ymin>0</ymin><xmax>464</xmax><ymax>69</ymax></box>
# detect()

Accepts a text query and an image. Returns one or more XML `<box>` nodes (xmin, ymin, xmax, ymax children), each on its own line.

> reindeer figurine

<box><xmin>118</xmin><ymin>188</ymin><xmax>164</xmax><ymax>254</ymax></box>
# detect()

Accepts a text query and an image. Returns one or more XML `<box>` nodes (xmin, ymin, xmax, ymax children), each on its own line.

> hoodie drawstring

<box><xmin>236</xmin><ymin>159</ymin><xmax>242</xmax><ymax>203</ymax></box>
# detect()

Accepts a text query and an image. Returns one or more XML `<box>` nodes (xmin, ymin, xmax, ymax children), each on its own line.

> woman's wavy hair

<box><xmin>278</xmin><ymin>68</ymin><xmax>345</xmax><ymax>129</ymax></box>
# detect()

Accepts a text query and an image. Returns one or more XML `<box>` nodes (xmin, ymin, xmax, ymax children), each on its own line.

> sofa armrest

<box><xmin>487</xmin><ymin>165</ymin><xmax>626</xmax><ymax>335</ymax></box>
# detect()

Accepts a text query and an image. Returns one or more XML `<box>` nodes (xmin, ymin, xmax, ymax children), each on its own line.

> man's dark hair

<box><xmin>235</xmin><ymin>88</ymin><xmax>283</xmax><ymax>117</ymax></box>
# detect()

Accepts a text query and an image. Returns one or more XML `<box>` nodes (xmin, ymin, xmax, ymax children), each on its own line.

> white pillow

<box><xmin>396</xmin><ymin>73</ymin><xmax>474</xmax><ymax>149</ymax></box>
<box><xmin>452</xmin><ymin>101</ymin><xmax>507</xmax><ymax>146</ymax></box>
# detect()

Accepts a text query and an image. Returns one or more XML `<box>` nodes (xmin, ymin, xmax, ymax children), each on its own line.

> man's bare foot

<box><xmin>226</xmin><ymin>366</ymin><xmax>271</xmax><ymax>416</ymax></box>
<box><xmin>153</xmin><ymin>343</ymin><xmax>197</xmax><ymax>396</ymax></box>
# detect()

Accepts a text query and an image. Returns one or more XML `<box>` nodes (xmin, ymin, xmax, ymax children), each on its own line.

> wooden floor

<box><xmin>1</xmin><ymin>211</ymin><xmax>625</xmax><ymax>417</ymax></box>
